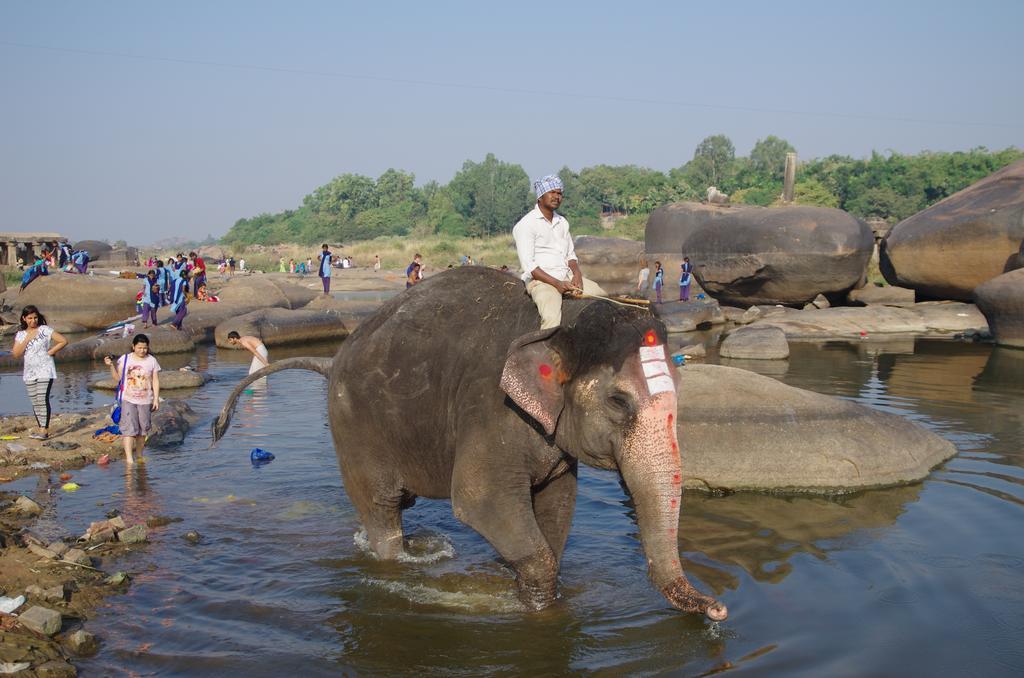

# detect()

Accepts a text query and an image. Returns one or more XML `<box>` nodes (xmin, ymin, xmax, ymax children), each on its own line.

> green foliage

<box><xmin>792</xmin><ymin>178</ymin><xmax>840</xmax><ymax>208</ymax></box>
<box><xmin>447</xmin><ymin>153</ymin><xmax>532</xmax><ymax>237</ymax></box>
<box><xmin>221</xmin><ymin>143</ymin><xmax>1023</xmax><ymax>247</ymax></box>
<box><xmin>749</xmin><ymin>135</ymin><xmax>796</xmax><ymax>182</ymax></box>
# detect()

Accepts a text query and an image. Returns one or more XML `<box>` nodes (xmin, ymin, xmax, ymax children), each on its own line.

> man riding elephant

<box><xmin>513</xmin><ymin>174</ymin><xmax>607</xmax><ymax>329</ymax></box>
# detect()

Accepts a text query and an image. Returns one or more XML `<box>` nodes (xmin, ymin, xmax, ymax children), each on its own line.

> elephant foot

<box><xmin>512</xmin><ymin>551</ymin><xmax>558</xmax><ymax>611</ymax></box>
<box><xmin>661</xmin><ymin>577</ymin><xmax>728</xmax><ymax>621</ymax></box>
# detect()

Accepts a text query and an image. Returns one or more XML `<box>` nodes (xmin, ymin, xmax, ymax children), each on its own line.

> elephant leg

<box><xmin>532</xmin><ymin>461</ymin><xmax>577</xmax><ymax>566</ymax></box>
<box><xmin>341</xmin><ymin>465</ymin><xmax>406</xmax><ymax>559</ymax></box>
<box><xmin>452</xmin><ymin>460</ymin><xmax>559</xmax><ymax>610</ymax></box>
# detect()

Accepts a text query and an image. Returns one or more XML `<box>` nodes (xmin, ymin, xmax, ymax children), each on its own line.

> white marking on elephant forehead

<box><xmin>639</xmin><ymin>345</ymin><xmax>666</xmax><ymax>362</ymax></box>
<box><xmin>646</xmin><ymin>375</ymin><xmax>675</xmax><ymax>395</ymax></box>
<box><xmin>642</xmin><ymin>360</ymin><xmax>669</xmax><ymax>378</ymax></box>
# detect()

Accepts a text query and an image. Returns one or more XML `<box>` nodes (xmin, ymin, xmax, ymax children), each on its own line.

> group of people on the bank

<box><xmin>134</xmin><ymin>251</ymin><xmax>215</xmax><ymax>330</ymax></box>
<box><xmin>639</xmin><ymin>257</ymin><xmax>693</xmax><ymax>304</ymax></box>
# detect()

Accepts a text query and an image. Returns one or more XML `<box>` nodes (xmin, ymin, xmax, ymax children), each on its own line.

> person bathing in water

<box><xmin>227</xmin><ymin>331</ymin><xmax>270</xmax><ymax>374</ymax></box>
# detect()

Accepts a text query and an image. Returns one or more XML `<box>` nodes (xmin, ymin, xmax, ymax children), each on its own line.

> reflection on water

<box><xmin>0</xmin><ymin>339</ymin><xmax>1022</xmax><ymax>674</ymax></box>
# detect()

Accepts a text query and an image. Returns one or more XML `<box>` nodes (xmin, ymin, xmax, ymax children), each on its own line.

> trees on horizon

<box><xmin>221</xmin><ymin>139</ymin><xmax>1023</xmax><ymax>247</ymax></box>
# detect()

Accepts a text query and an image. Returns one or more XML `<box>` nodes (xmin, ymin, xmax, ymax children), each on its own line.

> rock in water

<box><xmin>880</xmin><ymin>159</ymin><xmax>1024</xmax><ymax>301</ymax></box>
<box><xmin>720</xmin><ymin>326</ymin><xmax>790</xmax><ymax>360</ymax></box>
<box><xmin>974</xmin><ymin>268</ymin><xmax>1024</xmax><ymax>347</ymax></box>
<box><xmin>646</xmin><ymin>202</ymin><xmax>873</xmax><ymax>307</ymax></box>
<box><xmin>677</xmin><ymin>364</ymin><xmax>956</xmax><ymax>491</ymax></box>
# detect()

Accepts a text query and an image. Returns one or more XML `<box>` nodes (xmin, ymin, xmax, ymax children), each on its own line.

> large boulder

<box><xmin>215</xmin><ymin>277</ymin><xmax>319</xmax><ymax>310</ymax></box>
<box><xmin>880</xmin><ymin>159</ymin><xmax>1024</xmax><ymax>301</ymax></box>
<box><xmin>719</xmin><ymin>325</ymin><xmax>790</xmax><ymax>360</ymax></box>
<box><xmin>3</xmin><ymin>326</ymin><xmax>197</xmax><ymax>366</ymax></box>
<box><xmin>751</xmin><ymin>302</ymin><xmax>987</xmax><ymax>340</ymax></box>
<box><xmin>91</xmin><ymin>369</ymin><xmax>209</xmax><ymax>390</ymax></box>
<box><xmin>214</xmin><ymin>308</ymin><xmax>349</xmax><ymax>347</ymax></box>
<box><xmin>16</xmin><ymin>274</ymin><xmax>141</xmax><ymax>329</ymax></box>
<box><xmin>302</xmin><ymin>295</ymin><xmax>386</xmax><ymax>332</ymax></box>
<box><xmin>646</xmin><ymin>202</ymin><xmax>873</xmax><ymax>307</ymax></box>
<box><xmin>572</xmin><ymin>236</ymin><xmax>644</xmax><ymax>295</ymax></box>
<box><xmin>678</xmin><ymin>364</ymin><xmax>956</xmax><ymax>491</ymax></box>
<box><xmin>72</xmin><ymin>240</ymin><xmax>112</xmax><ymax>261</ymax></box>
<box><xmin>974</xmin><ymin>268</ymin><xmax>1024</xmax><ymax>347</ymax></box>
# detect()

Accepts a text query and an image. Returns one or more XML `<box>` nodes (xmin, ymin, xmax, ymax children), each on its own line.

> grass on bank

<box><xmin>232</xmin><ymin>214</ymin><xmax>647</xmax><ymax>273</ymax></box>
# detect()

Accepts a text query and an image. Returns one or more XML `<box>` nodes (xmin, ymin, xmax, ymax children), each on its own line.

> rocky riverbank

<box><xmin>0</xmin><ymin>399</ymin><xmax>198</xmax><ymax>675</ymax></box>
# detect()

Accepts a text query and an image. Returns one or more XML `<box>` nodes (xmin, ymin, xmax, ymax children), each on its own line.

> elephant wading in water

<box><xmin>212</xmin><ymin>267</ymin><xmax>727</xmax><ymax>620</ymax></box>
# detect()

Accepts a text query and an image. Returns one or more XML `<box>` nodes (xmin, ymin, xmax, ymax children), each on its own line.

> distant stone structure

<box><xmin>0</xmin><ymin>231</ymin><xmax>68</xmax><ymax>267</ymax></box>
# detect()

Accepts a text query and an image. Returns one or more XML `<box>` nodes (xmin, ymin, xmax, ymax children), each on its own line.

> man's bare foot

<box><xmin>125</xmin><ymin>456</ymin><xmax>135</xmax><ymax>465</ymax></box>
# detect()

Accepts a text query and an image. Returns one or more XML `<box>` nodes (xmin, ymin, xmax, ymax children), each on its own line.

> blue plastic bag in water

<box><xmin>250</xmin><ymin>448</ymin><xmax>275</xmax><ymax>466</ymax></box>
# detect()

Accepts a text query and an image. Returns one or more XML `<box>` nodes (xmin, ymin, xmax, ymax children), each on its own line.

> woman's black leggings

<box><xmin>25</xmin><ymin>378</ymin><xmax>54</xmax><ymax>428</ymax></box>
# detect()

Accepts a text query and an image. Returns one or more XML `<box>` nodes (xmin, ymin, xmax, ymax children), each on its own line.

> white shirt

<box><xmin>512</xmin><ymin>206</ymin><xmax>577</xmax><ymax>283</ymax></box>
<box><xmin>15</xmin><ymin>325</ymin><xmax>58</xmax><ymax>382</ymax></box>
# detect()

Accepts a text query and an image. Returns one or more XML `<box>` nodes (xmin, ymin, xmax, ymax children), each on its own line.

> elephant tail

<box><xmin>210</xmin><ymin>357</ymin><xmax>333</xmax><ymax>444</ymax></box>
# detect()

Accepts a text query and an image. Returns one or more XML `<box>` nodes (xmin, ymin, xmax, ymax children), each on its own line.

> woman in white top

<box><xmin>12</xmin><ymin>305</ymin><xmax>68</xmax><ymax>440</ymax></box>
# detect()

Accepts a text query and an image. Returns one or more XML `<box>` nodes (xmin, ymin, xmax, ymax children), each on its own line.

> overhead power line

<box><xmin>2</xmin><ymin>39</ymin><xmax>1021</xmax><ymax>130</ymax></box>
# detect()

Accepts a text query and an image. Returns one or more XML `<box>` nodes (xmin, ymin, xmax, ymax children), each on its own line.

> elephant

<box><xmin>212</xmin><ymin>266</ymin><xmax>728</xmax><ymax>621</ymax></box>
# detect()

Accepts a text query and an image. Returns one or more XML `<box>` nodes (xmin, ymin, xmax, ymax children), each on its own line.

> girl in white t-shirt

<box><xmin>104</xmin><ymin>334</ymin><xmax>161</xmax><ymax>465</ymax></box>
<box><xmin>12</xmin><ymin>305</ymin><xmax>68</xmax><ymax>440</ymax></box>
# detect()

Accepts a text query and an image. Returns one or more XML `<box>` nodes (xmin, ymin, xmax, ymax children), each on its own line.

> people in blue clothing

<box><xmin>168</xmin><ymin>268</ymin><xmax>190</xmax><ymax>330</ymax></box>
<box><xmin>318</xmin><ymin>243</ymin><xmax>333</xmax><ymax>295</ymax></box>
<box><xmin>653</xmin><ymin>261</ymin><xmax>664</xmax><ymax>304</ymax></box>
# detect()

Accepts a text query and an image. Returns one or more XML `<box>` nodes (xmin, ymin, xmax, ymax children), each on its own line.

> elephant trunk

<box><xmin>618</xmin><ymin>391</ymin><xmax>728</xmax><ymax>621</ymax></box>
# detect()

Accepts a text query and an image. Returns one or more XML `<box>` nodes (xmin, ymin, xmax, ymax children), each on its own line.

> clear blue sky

<box><xmin>2</xmin><ymin>0</ymin><xmax>1021</xmax><ymax>244</ymax></box>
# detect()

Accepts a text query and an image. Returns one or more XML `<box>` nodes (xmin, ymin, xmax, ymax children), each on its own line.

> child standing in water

<box><xmin>105</xmin><ymin>334</ymin><xmax>160</xmax><ymax>465</ymax></box>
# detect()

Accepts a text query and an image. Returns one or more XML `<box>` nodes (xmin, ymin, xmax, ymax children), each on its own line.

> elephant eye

<box><xmin>607</xmin><ymin>392</ymin><xmax>633</xmax><ymax>416</ymax></box>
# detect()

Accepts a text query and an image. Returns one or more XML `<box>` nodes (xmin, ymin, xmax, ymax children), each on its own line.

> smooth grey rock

<box><xmin>655</xmin><ymin>299</ymin><xmax>724</xmax><ymax>333</ymax></box>
<box><xmin>738</xmin><ymin>306</ymin><xmax>762</xmax><ymax>325</ymax></box>
<box><xmin>720</xmin><ymin>326</ymin><xmax>790</xmax><ymax>360</ymax></box>
<box><xmin>117</xmin><ymin>524</ymin><xmax>148</xmax><ymax>544</ymax></box>
<box><xmin>678</xmin><ymin>343</ymin><xmax>707</xmax><ymax>358</ymax></box>
<box><xmin>974</xmin><ymin>268</ymin><xmax>1024</xmax><ymax>348</ymax></box>
<box><xmin>183</xmin><ymin>530</ymin><xmax>202</xmax><ymax>544</ymax></box>
<box><xmin>18</xmin><ymin>605</ymin><xmax>62</xmax><ymax>636</ymax></box>
<box><xmin>65</xmin><ymin>629</ymin><xmax>99</xmax><ymax>656</ymax></box>
<box><xmin>42</xmin><ymin>585</ymin><xmax>67</xmax><ymax>603</ymax></box>
<box><xmin>146</xmin><ymin>401</ymin><xmax>199</xmax><ymax>447</ymax></box>
<box><xmin>214</xmin><ymin>307</ymin><xmax>348</xmax><ymax>348</ymax></box>
<box><xmin>847</xmin><ymin>285</ymin><xmax>916</xmax><ymax>306</ymax></box>
<box><xmin>751</xmin><ymin>302</ymin><xmax>988</xmax><ymax>339</ymax></box>
<box><xmin>16</xmin><ymin>273</ymin><xmax>140</xmax><ymax>330</ymax></box>
<box><xmin>13</xmin><ymin>496</ymin><xmax>42</xmax><ymax>516</ymax></box>
<box><xmin>91</xmin><ymin>370</ymin><xmax>208</xmax><ymax>391</ymax></box>
<box><xmin>881</xmin><ymin>159</ymin><xmax>1024</xmax><ymax>301</ymax></box>
<box><xmin>678</xmin><ymin>364</ymin><xmax>957</xmax><ymax>491</ymax></box>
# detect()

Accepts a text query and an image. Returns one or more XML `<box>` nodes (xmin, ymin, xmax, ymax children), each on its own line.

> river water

<box><xmin>1</xmin><ymin>336</ymin><xmax>1022</xmax><ymax>676</ymax></box>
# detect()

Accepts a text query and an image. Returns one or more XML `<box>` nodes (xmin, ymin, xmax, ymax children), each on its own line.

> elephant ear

<box><xmin>500</xmin><ymin>327</ymin><xmax>573</xmax><ymax>436</ymax></box>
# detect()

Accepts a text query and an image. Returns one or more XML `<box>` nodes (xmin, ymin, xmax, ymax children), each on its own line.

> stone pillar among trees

<box><xmin>782</xmin><ymin>152</ymin><xmax>797</xmax><ymax>203</ymax></box>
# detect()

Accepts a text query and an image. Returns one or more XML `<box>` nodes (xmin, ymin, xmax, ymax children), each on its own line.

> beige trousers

<box><xmin>526</xmin><ymin>276</ymin><xmax>607</xmax><ymax>329</ymax></box>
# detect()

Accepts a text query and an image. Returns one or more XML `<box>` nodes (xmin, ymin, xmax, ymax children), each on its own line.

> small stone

<box><xmin>87</xmin><ymin>527</ymin><xmax>117</xmax><ymax>545</ymax></box>
<box><xmin>13</xmin><ymin>496</ymin><xmax>42</xmax><ymax>516</ymax></box>
<box><xmin>18</xmin><ymin>605</ymin><xmax>63</xmax><ymax>636</ymax></box>
<box><xmin>107</xmin><ymin>516</ymin><xmax>126</xmax><ymax>530</ymax></box>
<box><xmin>104</xmin><ymin>508</ymin><xmax>121</xmax><ymax>519</ymax></box>
<box><xmin>19</xmin><ymin>530</ymin><xmax>47</xmax><ymax>547</ymax></box>
<box><xmin>27</xmin><ymin>543</ymin><xmax>58</xmax><ymax>560</ymax></box>
<box><xmin>104</xmin><ymin>571</ymin><xmax>130</xmax><ymax>587</ymax></box>
<box><xmin>117</xmin><ymin>525</ymin><xmax>148</xmax><ymax>544</ymax></box>
<box><xmin>737</xmin><ymin>306</ymin><xmax>762</xmax><ymax>325</ymax></box>
<box><xmin>62</xmin><ymin>548</ymin><xmax>92</xmax><ymax>567</ymax></box>
<box><xmin>65</xmin><ymin>629</ymin><xmax>99</xmax><ymax>657</ymax></box>
<box><xmin>42</xmin><ymin>585</ymin><xmax>67</xmax><ymax>603</ymax></box>
<box><xmin>25</xmin><ymin>584</ymin><xmax>45</xmax><ymax>598</ymax></box>
<box><xmin>47</xmin><ymin>541</ymin><xmax>70</xmax><ymax>557</ymax></box>
<box><xmin>183</xmin><ymin>530</ymin><xmax>202</xmax><ymax>544</ymax></box>
<box><xmin>35</xmin><ymin>659</ymin><xmax>77</xmax><ymax>677</ymax></box>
